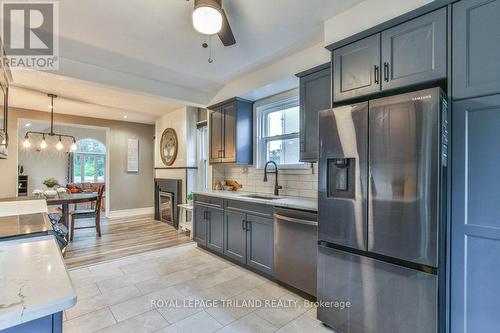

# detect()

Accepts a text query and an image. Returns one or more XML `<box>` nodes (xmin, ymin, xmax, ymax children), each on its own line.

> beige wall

<box><xmin>0</xmin><ymin>107</ymin><xmax>155</xmax><ymax>212</ymax></box>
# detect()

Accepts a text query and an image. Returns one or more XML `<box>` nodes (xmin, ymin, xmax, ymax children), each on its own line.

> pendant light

<box><xmin>23</xmin><ymin>94</ymin><xmax>77</xmax><ymax>151</ymax></box>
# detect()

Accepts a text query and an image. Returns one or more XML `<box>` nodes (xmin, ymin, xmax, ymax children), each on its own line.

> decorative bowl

<box><xmin>44</xmin><ymin>190</ymin><xmax>58</xmax><ymax>198</ymax></box>
<box><xmin>56</xmin><ymin>187</ymin><xmax>67</xmax><ymax>193</ymax></box>
<box><xmin>223</xmin><ymin>185</ymin><xmax>234</xmax><ymax>191</ymax></box>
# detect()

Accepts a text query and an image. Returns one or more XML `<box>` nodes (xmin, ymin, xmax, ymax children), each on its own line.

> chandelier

<box><xmin>23</xmin><ymin>94</ymin><xmax>77</xmax><ymax>151</ymax></box>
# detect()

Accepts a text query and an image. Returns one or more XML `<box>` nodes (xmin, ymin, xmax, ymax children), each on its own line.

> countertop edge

<box><xmin>0</xmin><ymin>235</ymin><xmax>77</xmax><ymax>330</ymax></box>
<box><xmin>192</xmin><ymin>191</ymin><xmax>318</xmax><ymax>212</ymax></box>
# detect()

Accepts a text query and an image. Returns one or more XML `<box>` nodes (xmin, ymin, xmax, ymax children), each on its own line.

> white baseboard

<box><xmin>107</xmin><ymin>207</ymin><xmax>154</xmax><ymax>219</ymax></box>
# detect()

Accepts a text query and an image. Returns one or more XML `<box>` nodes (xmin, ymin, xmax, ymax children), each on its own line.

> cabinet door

<box><xmin>299</xmin><ymin>67</ymin><xmax>331</xmax><ymax>162</ymax></box>
<box><xmin>222</xmin><ymin>102</ymin><xmax>236</xmax><ymax>163</ymax></box>
<box><xmin>223</xmin><ymin>210</ymin><xmax>247</xmax><ymax>264</ymax></box>
<box><xmin>333</xmin><ymin>33</ymin><xmax>381</xmax><ymax>102</ymax></box>
<box><xmin>193</xmin><ymin>204</ymin><xmax>207</xmax><ymax>246</ymax></box>
<box><xmin>209</xmin><ymin>108</ymin><xmax>223</xmax><ymax>164</ymax></box>
<box><xmin>382</xmin><ymin>8</ymin><xmax>446</xmax><ymax>91</ymax></box>
<box><xmin>206</xmin><ymin>207</ymin><xmax>224</xmax><ymax>254</ymax></box>
<box><xmin>453</xmin><ymin>0</ymin><xmax>500</xmax><ymax>99</ymax></box>
<box><xmin>246</xmin><ymin>214</ymin><xmax>274</xmax><ymax>276</ymax></box>
<box><xmin>451</xmin><ymin>95</ymin><xmax>500</xmax><ymax>333</ymax></box>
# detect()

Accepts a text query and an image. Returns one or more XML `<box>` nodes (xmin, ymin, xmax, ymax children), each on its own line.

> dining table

<box><xmin>44</xmin><ymin>192</ymin><xmax>98</xmax><ymax>227</ymax></box>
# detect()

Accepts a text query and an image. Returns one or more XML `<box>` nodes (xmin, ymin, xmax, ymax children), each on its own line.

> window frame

<box><xmin>256</xmin><ymin>94</ymin><xmax>304</xmax><ymax>169</ymax></box>
<box><xmin>73</xmin><ymin>138</ymin><xmax>106</xmax><ymax>184</ymax></box>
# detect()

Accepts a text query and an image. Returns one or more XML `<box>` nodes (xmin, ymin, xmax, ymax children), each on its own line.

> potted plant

<box><xmin>43</xmin><ymin>178</ymin><xmax>59</xmax><ymax>188</ymax></box>
<box><xmin>42</xmin><ymin>178</ymin><xmax>59</xmax><ymax>198</ymax></box>
<box><xmin>187</xmin><ymin>193</ymin><xmax>193</xmax><ymax>206</ymax></box>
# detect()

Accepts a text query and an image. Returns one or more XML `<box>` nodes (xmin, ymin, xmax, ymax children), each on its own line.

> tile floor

<box><xmin>64</xmin><ymin>243</ymin><xmax>334</xmax><ymax>333</ymax></box>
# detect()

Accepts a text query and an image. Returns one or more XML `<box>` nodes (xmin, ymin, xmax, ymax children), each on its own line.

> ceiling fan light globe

<box><xmin>192</xmin><ymin>6</ymin><xmax>223</xmax><ymax>35</ymax></box>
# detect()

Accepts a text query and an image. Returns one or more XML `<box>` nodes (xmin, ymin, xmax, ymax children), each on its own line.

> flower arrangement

<box><xmin>42</xmin><ymin>177</ymin><xmax>59</xmax><ymax>188</ymax></box>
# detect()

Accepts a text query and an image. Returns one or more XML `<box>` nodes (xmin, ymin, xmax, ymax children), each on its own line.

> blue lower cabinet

<box><xmin>0</xmin><ymin>312</ymin><xmax>62</xmax><ymax>333</ymax></box>
<box><xmin>194</xmin><ymin>198</ymin><xmax>275</xmax><ymax>277</ymax></box>
<box><xmin>451</xmin><ymin>95</ymin><xmax>500</xmax><ymax>333</ymax></box>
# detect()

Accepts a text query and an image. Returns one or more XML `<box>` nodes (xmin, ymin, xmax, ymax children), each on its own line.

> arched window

<box><xmin>73</xmin><ymin>138</ymin><xmax>106</xmax><ymax>183</ymax></box>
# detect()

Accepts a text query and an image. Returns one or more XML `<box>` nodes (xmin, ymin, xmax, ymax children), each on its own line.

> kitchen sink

<box><xmin>238</xmin><ymin>193</ymin><xmax>282</xmax><ymax>200</ymax></box>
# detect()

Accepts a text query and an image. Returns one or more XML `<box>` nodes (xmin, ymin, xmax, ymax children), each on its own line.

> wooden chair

<box><xmin>69</xmin><ymin>184</ymin><xmax>104</xmax><ymax>241</ymax></box>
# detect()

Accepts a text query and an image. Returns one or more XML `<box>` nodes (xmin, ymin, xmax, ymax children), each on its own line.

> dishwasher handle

<box><xmin>274</xmin><ymin>213</ymin><xmax>318</xmax><ymax>226</ymax></box>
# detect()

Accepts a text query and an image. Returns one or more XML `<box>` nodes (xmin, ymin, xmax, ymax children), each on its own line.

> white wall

<box><xmin>155</xmin><ymin>106</ymin><xmax>198</xmax><ymax>168</ymax></box>
<box><xmin>323</xmin><ymin>0</ymin><xmax>435</xmax><ymax>46</ymax></box>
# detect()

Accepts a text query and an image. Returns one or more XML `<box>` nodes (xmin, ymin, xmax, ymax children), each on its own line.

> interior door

<box><xmin>318</xmin><ymin>102</ymin><xmax>368</xmax><ymax>250</ymax></box>
<box><xmin>333</xmin><ymin>34</ymin><xmax>381</xmax><ymax>102</ymax></box>
<box><xmin>209</xmin><ymin>108</ymin><xmax>223</xmax><ymax>163</ymax></box>
<box><xmin>381</xmin><ymin>8</ymin><xmax>446</xmax><ymax>91</ymax></box>
<box><xmin>222</xmin><ymin>102</ymin><xmax>236</xmax><ymax>163</ymax></box>
<box><xmin>368</xmin><ymin>88</ymin><xmax>441</xmax><ymax>267</ymax></box>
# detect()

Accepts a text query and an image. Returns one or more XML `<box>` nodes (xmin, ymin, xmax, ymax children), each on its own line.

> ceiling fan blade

<box><xmin>218</xmin><ymin>9</ymin><xmax>236</xmax><ymax>46</ymax></box>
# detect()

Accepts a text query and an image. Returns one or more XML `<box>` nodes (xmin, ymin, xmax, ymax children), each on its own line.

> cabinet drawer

<box><xmin>194</xmin><ymin>194</ymin><xmax>223</xmax><ymax>208</ymax></box>
<box><xmin>225</xmin><ymin>199</ymin><xmax>274</xmax><ymax>217</ymax></box>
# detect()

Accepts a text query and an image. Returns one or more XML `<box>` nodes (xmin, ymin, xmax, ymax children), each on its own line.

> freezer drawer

<box><xmin>317</xmin><ymin>245</ymin><xmax>437</xmax><ymax>333</ymax></box>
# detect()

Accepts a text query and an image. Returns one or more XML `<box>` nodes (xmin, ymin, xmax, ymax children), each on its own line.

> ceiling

<box><xmin>8</xmin><ymin>0</ymin><xmax>364</xmax><ymax>123</ymax></box>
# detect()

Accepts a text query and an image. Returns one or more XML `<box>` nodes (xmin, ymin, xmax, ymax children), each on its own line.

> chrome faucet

<box><xmin>264</xmin><ymin>161</ymin><xmax>282</xmax><ymax>196</ymax></box>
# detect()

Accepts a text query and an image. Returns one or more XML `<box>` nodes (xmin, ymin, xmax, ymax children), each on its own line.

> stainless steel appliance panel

<box><xmin>274</xmin><ymin>208</ymin><xmax>318</xmax><ymax>296</ymax></box>
<box><xmin>368</xmin><ymin>88</ymin><xmax>441</xmax><ymax>267</ymax></box>
<box><xmin>319</xmin><ymin>102</ymin><xmax>368</xmax><ymax>250</ymax></box>
<box><xmin>317</xmin><ymin>245</ymin><xmax>437</xmax><ymax>333</ymax></box>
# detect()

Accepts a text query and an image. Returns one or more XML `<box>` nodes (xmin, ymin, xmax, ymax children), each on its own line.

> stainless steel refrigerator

<box><xmin>317</xmin><ymin>87</ymin><xmax>448</xmax><ymax>333</ymax></box>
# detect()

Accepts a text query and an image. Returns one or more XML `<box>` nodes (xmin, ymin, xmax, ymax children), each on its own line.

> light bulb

<box><xmin>70</xmin><ymin>142</ymin><xmax>77</xmax><ymax>151</ymax></box>
<box><xmin>56</xmin><ymin>140</ymin><xmax>63</xmax><ymax>150</ymax></box>
<box><xmin>40</xmin><ymin>138</ymin><xmax>47</xmax><ymax>149</ymax></box>
<box><xmin>1</xmin><ymin>138</ymin><xmax>5</xmax><ymax>145</ymax></box>
<box><xmin>192</xmin><ymin>6</ymin><xmax>223</xmax><ymax>35</ymax></box>
<box><xmin>23</xmin><ymin>138</ymin><xmax>31</xmax><ymax>148</ymax></box>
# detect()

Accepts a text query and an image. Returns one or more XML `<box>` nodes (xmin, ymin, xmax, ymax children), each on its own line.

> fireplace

<box><xmin>159</xmin><ymin>191</ymin><xmax>174</xmax><ymax>224</ymax></box>
<box><xmin>154</xmin><ymin>178</ymin><xmax>182</xmax><ymax>229</ymax></box>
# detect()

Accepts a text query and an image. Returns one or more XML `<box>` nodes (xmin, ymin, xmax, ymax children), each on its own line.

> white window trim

<box><xmin>73</xmin><ymin>138</ymin><xmax>106</xmax><ymax>184</ymax></box>
<box><xmin>255</xmin><ymin>90</ymin><xmax>306</xmax><ymax>169</ymax></box>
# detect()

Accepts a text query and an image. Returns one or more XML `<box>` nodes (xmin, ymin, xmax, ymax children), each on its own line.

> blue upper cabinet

<box><xmin>332</xmin><ymin>8</ymin><xmax>447</xmax><ymax>103</ymax></box>
<box><xmin>453</xmin><ymin>0</ymin><xmax>500</xmax><ymax>99</ymax></box>
<box><xmin>381</xmin><ymin>7</ymin><xmax>447</xmax><ymax>91</ymax></box>
<box><xmin>333</xmin><ymin>34</ymin><xmax>381</xmax><ymax>102</ymax></box>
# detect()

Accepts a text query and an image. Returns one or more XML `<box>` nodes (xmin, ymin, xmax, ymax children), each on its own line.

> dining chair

<box><xmin>69</xmin><ymin>184</ymin><xmax>104</xmax><ymax>241</ymax></box>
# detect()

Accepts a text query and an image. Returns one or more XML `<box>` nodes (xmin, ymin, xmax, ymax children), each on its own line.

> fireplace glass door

<box><xmin>159</xmin><ymin>191</ymin><xmax>174</xmax><ymax>225</ymax></box>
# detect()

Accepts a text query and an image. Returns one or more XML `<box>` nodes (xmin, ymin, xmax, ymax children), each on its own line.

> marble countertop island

<box><xmin>0</xmin><ymin>236</ymin><xmax>77</xmax><ymax>330</ymax></box>
<box><xmin>193</xmin><ymin>190</ymin><xmax>318</xmax><ymax>212</ymax></box>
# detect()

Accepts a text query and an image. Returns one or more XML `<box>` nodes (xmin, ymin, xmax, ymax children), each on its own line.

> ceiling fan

<box><xmin>190</xmin><ymin>0</ymin><xmax>236</xmax><ymax>46</ymax></box>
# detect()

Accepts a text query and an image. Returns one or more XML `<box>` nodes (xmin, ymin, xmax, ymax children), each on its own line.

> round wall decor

<box><xmin>160</xmin><ymin>128</ymin><xmax>178</xmax><ymax>166</ymax></box>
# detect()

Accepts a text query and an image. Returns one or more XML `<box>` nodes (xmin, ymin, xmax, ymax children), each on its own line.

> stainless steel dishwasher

<box><xmin>274</xmin><ymin>207</ymin><xmax>318</xmax><ymax>296</ymax></box>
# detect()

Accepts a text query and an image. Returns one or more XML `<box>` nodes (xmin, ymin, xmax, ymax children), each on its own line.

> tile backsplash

<box><xmin>212</xmin><ymin>164</ymin><xmax>318</xmax><ymax>198</ymax></box>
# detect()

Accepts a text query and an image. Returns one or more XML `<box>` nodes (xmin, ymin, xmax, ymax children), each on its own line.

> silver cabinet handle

<box><xmin>273</xmin><ymin>213</ymin><xmax>318</xmax><ymax>226</ymax></box>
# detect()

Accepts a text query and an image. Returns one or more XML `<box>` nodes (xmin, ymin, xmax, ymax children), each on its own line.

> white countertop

<box><xmin>193</xmin><ymin>190</ymin><xmax>318</xmax><ymax>212</ymax></box>
<box><xmin>0</xmin><ymin>200</ymin><xmax>48</xmax><ymax>217</ymax></box>
<box><xmin>0</xmin><ymin>236</ymin><xmax>77</xmax><ymax>330</ymax></box>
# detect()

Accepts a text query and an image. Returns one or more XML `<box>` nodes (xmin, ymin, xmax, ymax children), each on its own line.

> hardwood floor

<box><xmin>63</xmin><ymin>215</ymin><xmax>192</xmax><ymax>269</ymax></box>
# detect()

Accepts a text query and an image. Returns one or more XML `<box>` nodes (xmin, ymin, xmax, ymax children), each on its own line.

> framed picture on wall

<box><xmin>127</xmin><ymin>138</ymin><xmax>139</xmax><ymax>172</ymax></box>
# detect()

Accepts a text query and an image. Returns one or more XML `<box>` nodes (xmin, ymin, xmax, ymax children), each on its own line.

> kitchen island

<box><xmin>0</xmin><ymin>236</ymin><xmax>76</xmax><ymax>332</ymax></box>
